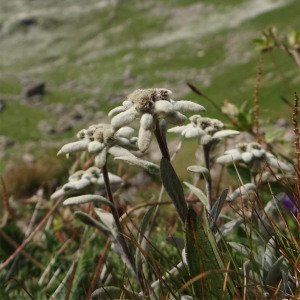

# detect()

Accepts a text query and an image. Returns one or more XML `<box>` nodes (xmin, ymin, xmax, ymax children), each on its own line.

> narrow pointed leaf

<box><xmin>63</xmin><ymin>194</ymin><xmax>112</xmax><ymax>207</ymax></box>
<box><xmin>209</xmin><ymin>189</ymin><xmax>228</xmax><ymax>229</ymax></box>
<box><xmin>183</xmin><ymin>181</ymin><xmax>208</xmax><ymax>208</ymax></box>
<box><xmin>91</xmin><ymin>286</ymin><xmax>143</xmax><ymax>300</ymax></box>
<box><xmin>161</xmin><ymin>157</ymin><xmax>187</xmax><ymax>222</ymax></box>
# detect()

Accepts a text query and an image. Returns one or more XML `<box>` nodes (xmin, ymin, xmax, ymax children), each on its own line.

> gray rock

<box><xmin>38</xmin><ymin>120</ymin><xmax>56</xmax><ymax>134</ymax></box>
<box><xmin>23</xmin><ymin>82</ymin><xmax>45</xmax><ymax>99</ymax></box>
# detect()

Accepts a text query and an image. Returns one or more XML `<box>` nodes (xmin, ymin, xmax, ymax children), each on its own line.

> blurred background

<box><xmin>0</xmin><ymin>0</ymin><xmax>299</xmax><ymax>177</ymax></box>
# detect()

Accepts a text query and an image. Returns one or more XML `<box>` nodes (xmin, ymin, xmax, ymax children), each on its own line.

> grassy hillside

<box><xmin>0</xmin><ymin>0</ymin><xmax>299</xmax><ymax>167</ymax></box>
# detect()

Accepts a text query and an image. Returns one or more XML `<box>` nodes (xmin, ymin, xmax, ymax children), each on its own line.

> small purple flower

<box><xmin>281</xmin><ymin>194</ymin><xmax>297</xmax><ymax>215</ymax></box>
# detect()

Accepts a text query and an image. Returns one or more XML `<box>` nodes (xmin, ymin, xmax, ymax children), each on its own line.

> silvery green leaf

<box><xmin>63</xmin><ymin>179</ymin><xmax>91</xmax><ymax>191</ymax></box>
<box><xmin>164</xmin><ymin>111</ymin><xmax>187</xmax><ymax>125</ymax></box>
<box><xmin>88</xmin><ymin>141</ymin><xmax>105</xmax><ymax>153</ymax></box>
<box><xmin>94</xmin><ymin>148</ymin><xmax>107</xmax><ymax>168</ymax></box>
<box><xmin>114</xmin><ymin>156</ymin><xmax>160</xmax><ymax>174</ymax></box>
<box><xmin>111</xmin><ymin>107</ymin><xmax>138</xmax><ymax>131</ymax></box>
<box><xmin>187</xmin><ymin>165</ymin><xmax>210</xmax><ymax>178</ymax></box>
<box><xmin>165</xmin><ymin>236</ymin><xmax>185</xmax><ymax>251</ymax></box>
<box><xmin>115</xmin><ymin>126</ymin><xmax>135</xmax><ymax>138</ymax></box>
<box><xmin>57</xmin><ymin>141</ymin><xmax>88</xmax><ymax>155</ymax></box>
<box><xmin>108</xmin><ymin>106</ymin><xmax>126</xmax><ymax>118</ymax></box>
<box><xmin>267</xmin><ymin>157</ymin><xmax>294</xmax><ymax>172</ymax></box>
<box><xmin>183</xmin><ymin>181</ymin><xmax>208</xmax><ymax>208</ymax></box>
<box><xmin>216</xmin><ymin>153</ymin><xmax>242</xmax><ymax>164</ymax></box>
<box><xmin>63</xmin><ymin>194</ymin><xmax>112</xmax><ymax>207</ymax></box>
<box><xmin>91</xmin><ymin>286</ymin><xmax>143</xmax><ymax>300</ymax></box>
<box><xmin>74</xmin><ymin>211</ymin><xmax>111</xmax><ymax>236</ymax></box>
<box><xmin>227</xmin><ymin>183</ymin><xmax>256</xmax><ymax>201</ymax></box>
<box><xmin>215</xmin><ymin>219</ymin><xmax>243</xmax><ymax>242</ymax></box>
<box><xmin>242</xmin><ymin>152</ymin><xmax>253</xmax><ymax>163</ymax></box>
<box><xmin>212</xmin><ymin>130</ymin><xmax>240</xmax><ymax>139</ymax></box>
<box><xmin>173</xmin><ymin>100</ymin><xmax>206</xmax><ymax>112</ymax></box>
<box><xmin>209</xmin><ymin>189</ymin><xmax>228</xmax><ymax>229</ymax></box>
<box><xmin>228</xmin><ymin>242</ymin><xmax>252</xmax><ymax>259</ymax></box>
<box><xmin>265</xmin><ymin>256</ymin><xmax>286</xmax><ymax>286</ymax></box>
<box><xmin>181</xmin><ymin>296</ymin><xmax>193</xmax><ymax>300</ymax></box>
<box><xmin>108</xmin><ymin>145</ymin><xmax>134</xmax><ymax>157</ymax></box>
<box><xmin>262</xmin><ymin>237</ymin><xmax>276</xmax><ymax>280</ymax></box>
<box><xmin>94</xmin><ymin>208</ymin><xmax>118</xmax><ymax>239</ymax></box>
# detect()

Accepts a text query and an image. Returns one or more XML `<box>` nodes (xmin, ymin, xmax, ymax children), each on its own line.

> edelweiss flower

<box><xmin>57</xmin><ymin>124</ymin><xmax>138</xmax><ymax>168</ymax></box>
<box><xmin>57</xmin><ymin>123</ymin><xmax>160</xmax><ymax>174</ymax></box>
<box><xmin>108</xmin><ymin>88</ymin><xmax>206</xmax><ymax>152</ymax></box>
<box><xmin>168</xmin><ymin>115</ymin><xmax>240</xmax><ymax>145</ymax></box>
<box><xmin>51</xmin><ymin>167</ymin><xmax>122</xmax><ymax>200</ymax></box>
<box><xmin>217</xmin><ymin>142</ymin><xmax>293</xmax><ymax>173</ymax></box>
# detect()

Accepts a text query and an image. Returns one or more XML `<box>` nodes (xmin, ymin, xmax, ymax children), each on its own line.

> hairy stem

<box><xmin>102</xmin><ymin>163</ymin><xmax>145</xmax><ymax>292</ymax></box>
<box><xmin>203</xmin><ymin>144</ymin><xmax>213</xmax><ymax>210</ymax></box>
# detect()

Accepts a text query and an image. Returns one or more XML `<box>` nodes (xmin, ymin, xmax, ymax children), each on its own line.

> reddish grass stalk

<box><xmin>254</xmin><ymin>56</ymin><xmax>262</xmax><ymax>144</ymax></box>
<box><xmin>0</xmin><ymin>196</ymin><xmax>64</xmax><ymax>271</ymax></box>
<box><xmin>0</xmin><ymin>175</ymin><xmax>14</xmax><ymax>220</ymax></box>
<box><xmin>64</xmin><ymin>260</ymin><xmax>78</xmax><ymax>300</ymax></box>
<box><xmin>85</xmin><ymin>239</ymin><xmax>111</xmax><ymax>300</ymax></box>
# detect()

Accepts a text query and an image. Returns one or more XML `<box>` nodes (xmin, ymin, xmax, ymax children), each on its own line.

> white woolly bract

<box><xmin>267</xmin><ymin>157</ymin><xmax>294</xmax><ymax>172</ymax></box>
<box><xmin>114</xmin><ymin>156</ymin><xmax>160</xmax><ymax>174</ymax></box>
<box><xmin>50</xmin><ymin>189</ymin><xmax>64</xmax><ymax>200</ymax></box>
<box><xmin>122</xmin><ymin>100</ymin><xmax>133</xmax><ymax>108</ymax></box>
<box><xmin>173</xmin><ymin>101</ymin><xmax>206</xmax><ymax>113</ymax></box>
<box><xmin>63</xmin><ymin>194</ymin><xmax>110</xmax><ymax>206</ymax></box>
<box><xmin>95</xmin><ymin>148</ymin><xmax>108</xmax><ymax>168</ymax></box>
<box><xmin>138</xmin><ymin>128</ymin><xmax>152</xmax><ymax>153</ymax></box>
<box><xmin>63</xmin><ymin>179</ymin><xmax>91</xmax><ymax>191</ymax></box>
<box><xmin>252</xmin><ymin>149</ymin><xmax>265</xmax><ymax>158</ymax></box>
<box><xmin>57</xmin><ymin>141</ymin><xmax>88</xmax><ymax>155</ymax></box>
<box><xmin>108</xmin><ymin>106</ymin><xmax>126</xmax><ymax>118</ymax></box>
<box><xmin>200</xmin><ymin>135</ymin><xmax>213</xmax><ymax>145</ymax></box>
<box><xmin>187</xmin><ymin>165</ymin><xmax>210</xmax><ymax>176</ymax></box>
<box><xmin>228</xmin><ymin>183</ymin><xmax>256</xmax><ymax>201</ymax></box>
<box><xmin>111</xmin><ymin>107</ymin><xmax>137</xmax><ymax>131</ymax></box>
<box><xmin>168</xmin><ymin>126</ymin><xmax>185</xmax><ymax>134</ymax></box>
<box><xmin>115</xmin><ymin>126</ymin><xmax>135</xmax><ymax>138</ymax></box>
<box><xmin>184</xmin><ymin>126</ymin><xmax>204</xmax><ymax>138</ymax></box>
<box><xmin>108</xmin><ymin>145</ymin><xmax>134</xmax><ymax>157</ymax></box>
<box><xmin>140</xmin><ymin>113</ymin><xmax>154</xmax><ymax>130</ymax></box>
<box><xmin>164</xmin><ymin>111</ymin><xmax>187</xmax><ymax>125</ymax></box>
<box><xmin>217</xmin><ymin>153</ymin><xmax>242</xmax><ymax>164</ymax></box>
<box><xmin>242</xmin><ymin>152</ymin><xmax>253</xmax><ymax>163</ymax></box>
<box><xmin>88</xmin><ymin>141</ymin><xmax>105</xmax><ymax>153</ymax></box>
<box><xmin>212</xmin><ymin>130</ymin><xmax>240</xmax><ymax>139</ymax></box>
<box><xmin>154</xmin><ymin>100</ymin><xmax>174</xmax><ymax>116</ymax></box>
<box><xmin>94</xmin><ymin>208</ymin><xmax>118</xmax><ymax>239</ymax></box>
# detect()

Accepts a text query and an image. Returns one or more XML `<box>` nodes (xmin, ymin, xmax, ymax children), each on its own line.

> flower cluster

<box><xmin>51</xmin><ymin>167</ymin><xmax>122</xmax><ymax>200</ymax></box>
<box><xmin>168</xmin><ymin>114</ymin><xmax>239</xmax><ymax>145</ymax></box>
<box><xmin>217</xmin><ymin>142</ymin><xmax>293</xmax><ymax>173</ymax></box>
<box><xmin>109</xmin><ymin>88</ymin><xmax>206</xmax><ymax>152</ymax></box>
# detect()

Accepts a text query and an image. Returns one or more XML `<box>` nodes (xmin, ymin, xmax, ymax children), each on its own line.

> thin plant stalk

<box><xmin>102</xmin><ymin>163</ymin><xmax>146</xmax><ymax>292</ymax></box>
<box><xmin>203</xmin><ymin>143</ymin><xmax>213</xmax><ymax>210</ymax></box>
<box><xmin>154</xmin><ymin>121</ymin><xmax>170</xmax><ymax>161</ymax></box>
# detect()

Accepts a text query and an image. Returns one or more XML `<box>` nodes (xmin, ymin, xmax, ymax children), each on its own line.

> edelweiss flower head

<box><xmin>109</xmin><ymin>88</ymin><xmax>206</xmax><ymax>152</ymax></box>
<box><xmin>51</xmin><ymin>167</ymin><xmax>122</xmax><ymax>200</ymax></box>
<box><xmin>168</xmin><ymin>115</ymin><xmax>240</xmax><ymax>145</ymax></box>
<box><xmin>57</xmin><ymin>123</ymin><xmax>138</xmax><ymax>168</ymax></box>
<box><xmin>217</xmin><ymin>142</ymin><xmax>293</xmax><ymax>173</ymax></box>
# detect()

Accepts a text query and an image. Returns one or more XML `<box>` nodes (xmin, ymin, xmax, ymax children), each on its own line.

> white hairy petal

<box><xmin>57</xmin><ymin>141</ymin><xmax>88</xmax><ymax>155</ymax></box>
<box><xmin>228</xmin><ymin>183</ymin><xmax>256</xmax><ymax>201</ymax></box>
<box><xmin>217</xmin><ymin>153</ymin><xmax>242</xmax><ymax>164</ymax></box>
<box><xmin>140</xmin><ymin>113</ymin><xmax>154</xmax><ymax>130</ymax></box>
<box><xmin>68</xmin><ymin>170</ymin><xmax>85</xmax><ymax>181</ymax></box>
<box><xmin>50</xmin><ymin>189</ymin><xmax>65</xmax><ymax>200</ymax></box>
<box><xmin>252</xmin><ymin>149</ymin><xmax>265</xmax><ymax>158</ymax></box>
<box><xmin>164</xmin><ymin>111</ymin><xmax>187</xmax><ymax>125</ymax></box>
<box><xmin>154</xmin><ymin>100</ymin><xmax>174</xmax><ymax>116</ymax></box>
<box><xmin>173</xmin><ymin>100</ymin><xmax>206</xmax><ymax>113</ymax></box>
<box><xmin>108</xmin><ymin>145</ymin><xmax>134</xmax><ymax>157</ymax></box>
<box><xmin>168</xmin><ymin>126</ymin><xmax>186</xmax><ymax>134</ymax></box>
<box><xmin>267</xmin><ymin>157</ymin><xmax>294</xmax><ymax>172</ymax></box>
<box><xmin>242</xmin><ymin>152</ymin><xmax>253</xmax><ymax>163</ymax></box>
<box><xmin>63</xmin><ymin>194</ymin><xmax>111</xmax><ymax>207</ymax></box>
<box><xmin>187</xmin><ymin>165</ymin><xmax>210</xmax><ymax>179</ymax></box>
<box><xmin>138</xmin><ymin>128</ymin><xmax>152</xmax><ymax>153</ymax></box>
<box><xmin>122</xmin><ymin>100</ymin><xmax>133</xmax><ymax>108</ymax></box>
<box><xmin>213</xmin><ymin>130</ymin><xmax>240</xmax><ymax>139</ymax></box>
<box><xmin>224</xmin><ymin>149</ymin><xmax>239</xmax><ymax>155</ymax></box>
<box><xmin>63</xmin><ymin>179</ymin><xmax>91</xmax><ymax>191</ymax></box>
<box><xmin>108</xmin><ymin>106</ymin><xmax>126</xmax><ymax>118</ymax></box>
<box><xmin>111</xmin><ymin>107</ymin><xmax>138</xmax><ymax>131</ymax></box>
<box><xmin>184</xmin><ymin>126</ymin><xmax>205</xmax><ymax>138</ymax></box>
<box><xmin>114</xmin><ymin>156</ymin><xmax>160</xmax><ymax>174</ymax></box>
<box><xmin>200</xmin><ymin>135</ymin><xmax>213</xmax><ymax>145</ymax></box>
<box><xmin>95</xmin><ymin>148</ymin><xmax>108</xmax><ymax>168</ymax></box>
<box><xmin>115</xmin><ymin>126</ymin><xmax>135</xmax><ymax>138</ymax></box>
<box><xmin>88</xmin><ymin>141</ymin><xmax>105</xmax><ymax>153</ymax></box>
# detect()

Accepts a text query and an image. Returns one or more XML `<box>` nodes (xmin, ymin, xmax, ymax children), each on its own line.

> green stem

<box><xmin>102</xmin><ymin>163</ymin><xmax>146</xmax><ymax>292</ymax></box>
